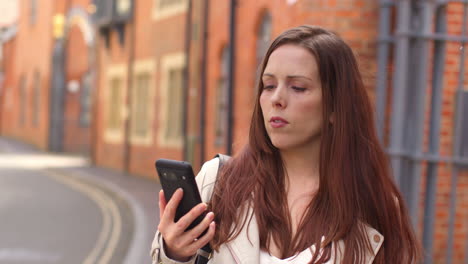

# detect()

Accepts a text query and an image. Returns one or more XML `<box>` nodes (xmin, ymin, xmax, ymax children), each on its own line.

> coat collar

<box><xmin>225</xmin><ymin>209</ymin><xmax>384</xmax><ymax>264</ymax></box>
<box><xmin>226</xmin><ymin>205</ymin><xmax>260</xmax><ymax>264</ymax></box>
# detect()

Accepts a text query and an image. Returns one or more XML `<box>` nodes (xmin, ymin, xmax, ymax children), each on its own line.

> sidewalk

<box><xmin>0</xmin><ymin>137</ymin><xmax>160</xmax><ymax>264</ymax></box>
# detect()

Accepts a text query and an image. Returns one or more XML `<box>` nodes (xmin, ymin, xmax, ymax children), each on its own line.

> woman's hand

<box><xmin>158</xmin><ymin>189</ymin><xmax>216</xmax><ymax>262</ymax></box>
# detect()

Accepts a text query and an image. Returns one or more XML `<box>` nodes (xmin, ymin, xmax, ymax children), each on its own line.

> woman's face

<box><xmin>260</xmin><ymin>44</ymin><xmax>323</xmax><ymax>152</ymax></box>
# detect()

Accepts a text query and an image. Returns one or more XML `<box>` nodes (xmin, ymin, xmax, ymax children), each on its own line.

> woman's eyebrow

<box><xmin>262</xmin><ymin>73</ymin><xmax>275</xmax><ymax>78</ymax></box>
<box><xmin>262</xmin><ymin>73</ymin><xmax>312</xmax><ymax>81</ymax></box>
<box><xmin>286</xmin><ymin>75</ymin><xmax>313</xmax><ymax>82</ymax></box>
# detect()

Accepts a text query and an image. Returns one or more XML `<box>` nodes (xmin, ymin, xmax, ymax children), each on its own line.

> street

<box><xmin>0</xmin><ymin>140</ymin><xmax>142</xmax><ymax>264</ymax></box>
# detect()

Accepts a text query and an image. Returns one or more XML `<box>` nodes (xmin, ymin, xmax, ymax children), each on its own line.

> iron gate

<box><xmin>376</xmin><ymin>0</ymin><xmax>468</xmax><ymax>263</ymax></box>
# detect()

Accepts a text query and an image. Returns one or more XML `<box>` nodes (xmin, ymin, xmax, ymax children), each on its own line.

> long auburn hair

<box><xmin>209</xmin><ymin>25</ymin><xmax>421</xmax><ymax>263</ymax></box>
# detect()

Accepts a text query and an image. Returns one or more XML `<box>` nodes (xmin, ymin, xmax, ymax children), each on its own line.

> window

<box><xmin>215</xmin><ymin>47</ymin><xmax>229</xmax><ymax>146</ymax></box>
<box><xmin>159</xmin><ymin>53</ymin><xmax>186</xmax><ymax>147</ymax></box>
<box><xmin>32</xmin><ymin>71</ymin><xmax>40</xmax><ymax>126</ymax></box>
<box><xmin>132</xmin><ymin>74</ymin><xmax>150</xmax><ymax>137</ymax></box>
<box><xmin>79</xmin><ymin>72</ymin><xmax>92</xmax><ymax>127</ymax></box>
<box><xmin>152</xmin><ymin>0</ymin><xmax>188</xmax><ymax>20</ymax></box>
<box><xmin>159</xmin><ymin>0</ymin><xmax>184</xmax><ymax>9</ymax></box>
<box><xmin>107</xmin><ymin>78</ymin><xmax>123</xmax><ymax>130</ymax></box>
<box><xmin>105</xmin><ymin>65</ymin><xmax>126</xmax><ymax>143</ymax></box>
<box><xmin>131</xmin><ymin>60</ymin><xmax>156</xmax><ymax>145</ymax></box>
<box><xmin>30</xmin><ymin>0</ymin><xmax>37</xmax><ymax>25</ymax></box>
<box><xmin>19</xmin><ymin>76</ymin><xmax>26</xmax><ymax>126</ymax></box>
<box><xmin>165</xmin><ymin>68</ymin><xmax>183</xmax><ymax>140</ymax></box>
<box><xmin>256</xmin><ymin>12</ymin><xmax>272</xmax><ymax>73</ymax></box>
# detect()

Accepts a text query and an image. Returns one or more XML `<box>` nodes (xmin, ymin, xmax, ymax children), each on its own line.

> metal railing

<box><xmin>376</xmin><ymin>0</ymin><xmax>468</xmax><ymax>263</ymax></box>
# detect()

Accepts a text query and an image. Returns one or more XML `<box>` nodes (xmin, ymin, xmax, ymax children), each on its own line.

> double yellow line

<box><xmin>45</xmin><ymin>170</ymin><xmax>122</xmax><ymax>264</ymax></box>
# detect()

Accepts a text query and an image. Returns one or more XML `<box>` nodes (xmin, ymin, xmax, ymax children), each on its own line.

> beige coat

<box><xmin>151</xmin><ymin>158</ymin><xmax>384</xmax><ymax>264</ymax></box>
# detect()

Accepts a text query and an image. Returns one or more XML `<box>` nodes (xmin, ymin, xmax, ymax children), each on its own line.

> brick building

<box><xmin>0</xmin><ymin>0</ymin><xmax>94</xmax><ymax>152</ymax></box>
<box><xmin>0</xmin><ymin>25</ymin><xmax>17</xmax><ymax>134</ymax></box>
<box><xmin>91</xmin><ymin>0</ymin><xmax>189</xmax><ymax>176</ymax></box>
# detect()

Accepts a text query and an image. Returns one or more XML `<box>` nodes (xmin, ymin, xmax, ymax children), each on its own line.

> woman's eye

<box><xmin>263</xmin><ymin>85</ymin><xmax>275</xmax><ymax>90</ymax></box>
<box><xmin>292</xmin><ymin>86</ymin><xmax>306</xmax><ymax>92</ymax></box>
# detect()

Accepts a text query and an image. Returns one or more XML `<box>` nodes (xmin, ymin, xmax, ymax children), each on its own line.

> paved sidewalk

<box><xmin>0</xmin><ymin>137</ymin><xmax>160</xmax><ymax>264</ymax></box>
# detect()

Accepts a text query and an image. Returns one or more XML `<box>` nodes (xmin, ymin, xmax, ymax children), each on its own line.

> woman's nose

<box><xmin>271</xmin><ymin>85</ymin><xmax>287</xmax><ymax>108</ymax></box>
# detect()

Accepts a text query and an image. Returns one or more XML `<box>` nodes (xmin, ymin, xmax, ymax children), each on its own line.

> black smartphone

<box><xmin>155</xmin><ymin>159</ymin><xmax>206</xmax><ymax>231</ymax></box>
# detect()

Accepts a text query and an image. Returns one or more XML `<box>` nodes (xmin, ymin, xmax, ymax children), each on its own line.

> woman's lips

<box><xmin>269</xmin><ymin>116</ymin><xmax>289</xmax><ymax>128</ymax></box>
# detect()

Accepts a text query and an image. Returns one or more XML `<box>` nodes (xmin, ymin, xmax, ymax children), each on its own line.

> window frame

<box><xmin>79</xmin><ymin>72</ymin><xmax>92</xmax><ymax>127</ymax></box>
<box><xmin>104</xmin><ymin>65</ymin><xmax>127</xmax><ymax>143</ymax></box>
<box><xmin>19</xmin><ymin>75</ymin><xmax>27</xmax><ymax>126</ymax></box>
<box><xmin>130</xmin><ymin>59</ymin><xmax>156</xmax><ymax>146</ymax></box>
<box><xmin>256</xmin><ymin>12</ymin><xmax>272</xmax><ymax>74</ymax></box>
<box><xmin>152</xmin><ymin>0</ymin><xmax>188</xmax><ymax>21</ymax></box>
<box><xmin>215</xmin><ymin>47</ymin><xmax>229</xmax><ymax>147</ymax></box>
<box><xmin>158</xmin><ymin>52</ymin><xmax>186</xmax><ymax>148</ymax></box>
<box><xmin>32</xmin><ymin>71</ymin><xmax>40</xmax><ymax>126</ymax></box>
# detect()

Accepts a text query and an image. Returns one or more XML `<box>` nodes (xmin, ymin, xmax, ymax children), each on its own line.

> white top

<box><xmin>260</xmin><ymin>249</ymin><xmax>313</xmax><ymax>264</ymax></box>
<box><xmin>260</xmin><ymin>247</ymin><xmax>333</xmax><ymax>264</ymax></box>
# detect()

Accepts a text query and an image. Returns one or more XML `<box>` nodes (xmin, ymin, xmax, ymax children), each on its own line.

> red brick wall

<box><xmin>1</xmin><ymin>0</ymin><xmax>96</xmax><ymax>153</ymax></box>
<box><xmin>0</xmin><ymin>36</ymin><xmax>17</xmax><ymax>135</ymax></box>
<box><xmin>430</xmin><ymin>2</ymin><xmax>468</xmax><ymax>263</ymax></box>
<box><xmin>94</xmin><ymin>23</ymin><xmax>132</xmax><ymax>172</ymax></box>
<box><xmin>93</xmin><ymin>0</ymin><xmax>379</xmax><ymax>178</ymax></box>
<box><xmin>94</xmin><ymin>1</ymin><xmax>189</xmax><ymax>178</ymax></box>
<box><xmin>203</xmin><ymin>0</ymin><xmax>379</xmax><ymax>160</ymax></box>
<box><xmin>203</xmin><ymin>1</ymin><xmax>468</xmax><ymax>262</ymax></box>
<box><xmin>138</xmin><ymin>4</ymin><xmax>187</xmax><ymax>172</ymax></box>
<box><xmin>7</xmin><ymin>0</ymin><xmax>55</xmax><ymax>149</ymax></box>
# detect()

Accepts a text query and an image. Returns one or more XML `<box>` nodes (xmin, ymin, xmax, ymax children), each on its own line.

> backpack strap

<box><xmin>214</xmin><ymin>153</ymin><xmax>231</xmax><ymax>169</ymax></box>
<box><xmin>196</xmin><ymin>154</ymin><xmax>231</xmax><ymax>264</ymax></box>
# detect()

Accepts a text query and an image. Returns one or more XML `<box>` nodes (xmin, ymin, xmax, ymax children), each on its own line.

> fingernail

<box><xmin>211</xmin><ymin>221</ymin><xmax>216</xmax><ymax>228</ymax></box>
<box><xmin>206</xmin><ymin>212</ymin><xmax>214</xmax><ymax>219</ymax></box>
<box><xmin>200</xmin><ymin>203</ymin><xmax>207</xmax><ymax>211</ymax></box>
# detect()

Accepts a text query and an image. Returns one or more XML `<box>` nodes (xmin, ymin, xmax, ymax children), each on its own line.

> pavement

<box><xmin>0</xmin><ymin>137</ymin><xmax>161</xmax><ymax>264</ymax></box>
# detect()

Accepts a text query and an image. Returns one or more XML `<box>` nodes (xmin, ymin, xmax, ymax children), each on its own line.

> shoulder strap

<box><xmin>196</xmin><ymin>154</ymin><xmax>231</xmax><ymax>264</ymax></box>
<box><xmin>214</xmin><ymin>153</ymin><xmax>231</xmax><ymax>170</ymax></box>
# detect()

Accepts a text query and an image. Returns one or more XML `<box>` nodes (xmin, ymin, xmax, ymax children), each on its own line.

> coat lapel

<box><xmin>227</xmin><ymin>206</ymin><xmax>260</xmax><ymax>264</ymax></box>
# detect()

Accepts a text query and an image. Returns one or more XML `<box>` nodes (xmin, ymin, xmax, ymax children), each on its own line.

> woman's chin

<box><xmin>270</xmin><ymin>140</ymin><xmax>295</xmax><ymax>151</ymax></box>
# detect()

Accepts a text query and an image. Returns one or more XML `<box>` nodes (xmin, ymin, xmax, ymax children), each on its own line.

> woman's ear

<box><xmin>329</xmin><ymin>112</ymin><xmax>335</xmax><ymax>124</ymax></box>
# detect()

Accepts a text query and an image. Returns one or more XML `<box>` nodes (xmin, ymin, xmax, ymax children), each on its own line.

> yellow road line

<box><xmin>45</xmin><ymin>170</ymin><xmax>122</xmax><ymax>264</ymax></box>
<box><xmin>98</xmin><ymin>189</ymin><xmax>122</xmax><ymax>264</ymax></box>
<box><xmin>83</xmin><ymin>192</ymin><xmax>111</xmax><ymax>264</ymax></box>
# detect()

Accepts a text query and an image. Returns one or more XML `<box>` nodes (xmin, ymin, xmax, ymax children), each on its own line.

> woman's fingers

<box><xmin>158</xmin><ymin>190</ymin><xmax>166</xmax><ymax>220</ymax></box>
<box><xmin>161</xmin><ymin>188</ymin><xmax>184</xmax><ymax>224</ymax></box>
<box><xmin>157</xmin><ymin>189</ymin><xmax>215</xmax><ymax>259</ymax></box>
<box><xmin>187</xmin><ymin>221</ymin><xmax>216</xmax><ymax>253</ymax></box>
<box><xmin>174</xmin><ymin>202</ymin><xmax>208</xmax><ymax>232</ymax></box>
<box><xmin>181</xmin><ymin>212</ymin><xmax>214</xmax><ymax>244</ymax></box>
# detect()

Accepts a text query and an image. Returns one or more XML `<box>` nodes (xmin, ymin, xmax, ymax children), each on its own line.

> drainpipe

<box><xmin>226</xmin><ymin>0</ymin><xmax>237</xmax><ymax>155</ymax></box>
<box><xmin>375</xmin><ymin>0</ymin><xmax>392</xmax><ymax>142</ymax></box>
<box><xmin>123</xmin><ymin>3</ymin><xmax>136</xmax><ymax>173</ymax></box>
<box><xmin>0</xmin><ymin>41</ymin><xmax>4</xmax><ymax>134</ymax></box>
<box><xmin>199</xmin><ymin>0</ymin><xmax>209</xmax><ymax>166</ymax></box>
<box><xmin>183</xmin><ymin>0</ymin><xmax>192</xmax><ymax>161</ymax></box>
<box><xmin>388</xmin><ymin>0</ymin><xmax>411</xmax><ymax>187</ymax></box>
<box><xmin>90</xmin><ymin>9</ymin><xmax>99</xmax><ymax>165</ymax></box>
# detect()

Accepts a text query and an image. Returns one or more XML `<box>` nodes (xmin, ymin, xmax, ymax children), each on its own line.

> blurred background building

<box><xmin>0</xmin><ymin>0</ymin><xmax>467</xmax><ymax>263</ymax></box>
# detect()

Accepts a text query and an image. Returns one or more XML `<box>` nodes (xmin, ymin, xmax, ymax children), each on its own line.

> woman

<box><xmin>151</xmin><ymin>25</ymin><xmax>421</xmax><ymax>264</ymax></box>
